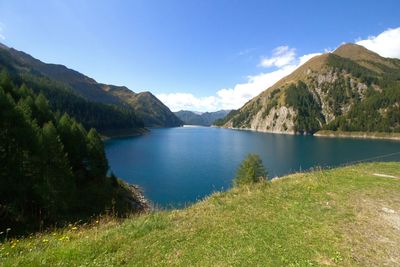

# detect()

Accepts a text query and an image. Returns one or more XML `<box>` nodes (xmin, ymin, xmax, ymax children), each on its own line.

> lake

<box><xmin>105</xmin><ymin>127</ymin><xmax>400</xmax><ymax>208</ymax></box>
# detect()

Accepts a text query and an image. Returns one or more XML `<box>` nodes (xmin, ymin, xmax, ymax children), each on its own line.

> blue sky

<box><xmin>0</xmin><ymin>0</ymin><xmax>400</xmax><ymax>111</ymax></box>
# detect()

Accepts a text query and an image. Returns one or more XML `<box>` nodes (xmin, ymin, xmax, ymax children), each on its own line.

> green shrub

<box><xmin>234</xmin><ymin>154</ymin><xmax>268</xmax><ymax>186</ymax></box>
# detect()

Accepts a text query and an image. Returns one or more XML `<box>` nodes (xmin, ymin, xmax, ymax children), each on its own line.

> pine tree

<box><xmin>87</xmin><ymin>128</ymin><xmax>108</xmax><ymax>179</ymax></box>
<box><xmin>234</xmin><ymin>154</ymin><xmax>268</xmax><ymax>187</ymax></box>
<box><xmin>0</xmin><ymin>69</ymin><xmax>13</xmax><ymax>94</ymax></box>
<box><xmin>38</xmin><ymin>122</ymin><xmax>75</xmax><ymax>221</ymax></box>
<box><xmin>17</xmin><ymin>96</ymin><xmax>34</xmax><ymax>120</ymax></box>
<box><xmin>69</xmin><ymin>121</ymin><xmax>89</xmax><ymax>180</ymax></box>
<box><xmin>34</xmin><ymin>93</ymin><xmax>53</xmax><ymax>126</ymax></box>
<box><xmin>18</xmin><ymin>84</ymin><xmax>33</xmax><ymax>98</ymax></box>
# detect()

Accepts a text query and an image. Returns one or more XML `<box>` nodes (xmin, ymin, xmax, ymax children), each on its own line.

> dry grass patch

<box><xmin>340</xmin><ymin>192</ymin><xmax>400</xmax><ymax>266</ymax></box>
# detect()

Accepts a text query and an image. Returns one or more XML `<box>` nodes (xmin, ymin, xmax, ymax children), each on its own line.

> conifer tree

<box><xmin>0</xmin><ymin>69</ymin><xmax>13</xmax><ymax>94</ymax></box>
<box><xmin>87</xmin><ymin>128</ymin><xmax>108</xmax><ymax>178</ymax></box>
<box><xmin>34</xmin><ymin>93</ymin><xmax>53</xmax><ymax>125</ymax></box>
<box><xmin>234</xmin><ymin>154</ymin><xmax>268</xmax><ymax>187</ymax></box>
<box><xmin>38</xmin><ymin>122</ymin><xmax>75</xmax><ymax>220</ymax></box>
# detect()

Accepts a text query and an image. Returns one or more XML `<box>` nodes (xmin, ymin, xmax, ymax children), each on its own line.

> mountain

<box><xmin>0</xmin><ymin>43</ymin><xmax>181</xmax><ymax>128</ymax></box>
<box><xmin>105</xmin><ymin>85</ymin><xmax>183</xmax><ymax>127</ymax></box>
<box><xmin>218</xmin><ymin>43</ymin><xmax>400</xmax><ymax>134</ymax></box>
<box><xmin>174</xmin><ymin>109</ymin><xmax>231</xmax><ymax>126</ymax></box>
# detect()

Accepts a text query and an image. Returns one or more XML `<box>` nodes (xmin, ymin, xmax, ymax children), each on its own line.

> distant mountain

<box><xmin>217</xmin><ymin>43</ymin><xmax>400</xmax><ymax>134</ymax></box>
<box><xmin>105</xmin><ymin>85</ymin><xmax>183</xmax><ymax>127</ymax></box>
<box><xmin>0</xmin><ymin>45</ymin><xmax>143</xmax><ymax>133</ymax></box>
<box><xmin>0</xmin><ymin>43</ymin><xmax>181</xmax><ymax>128</ymax></box>
<box><xmin>174</xmin><ymin>110</ymin><xmax>231</xmax><ymax>126</ymax></box>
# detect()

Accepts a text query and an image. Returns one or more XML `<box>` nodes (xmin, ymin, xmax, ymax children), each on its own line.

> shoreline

<box><xmin>101</xmin><ymin>127</ymin><xmax>150</xmax><ymax>141</ymax></box>
<box><xmin>314</xmin><ymin>130</ymin><xmax>400</xmax><ymax>141</ymax></box>
<box><xmin>215</xmin><ymin>126</ymin><xmax>297</xmax><ymax>136</ymax></box>
<box><xmin>216</xmin><ymin>126</ymin><xmax>400</xmax><ymax>141</ymax></box>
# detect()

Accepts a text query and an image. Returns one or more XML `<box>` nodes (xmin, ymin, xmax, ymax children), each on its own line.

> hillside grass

<box><xmin>1</xmin><ymin>162</ymin><xmax>400</xmax><ymax>266</ymax></box>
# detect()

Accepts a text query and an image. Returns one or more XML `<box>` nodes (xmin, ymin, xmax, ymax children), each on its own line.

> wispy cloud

<box><xmin>157</xmin><ymin>46</ymin><xmax>321</xmax><ymax>112</ymax></box>
<box><xmin>356</xmin><ymin>27</ymin><xmax>400</xmax><ymax>58</ymax></box>
<box><xmin>259</xmin><ymin>46</ymin><xmax>296</xmax><ymax>68</ymax></box>
<box><xmin>237</xmin><ymin>47</ymin><xmax>256</xmax><ymax>57</ymax></box>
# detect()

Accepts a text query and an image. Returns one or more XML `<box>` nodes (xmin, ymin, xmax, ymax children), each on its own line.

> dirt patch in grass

<box><xmin>340</xmin><ymin>192</ymin><xmax>400</xmax><ymax>266</ymax></box>
<box><xmin>373</xmin><ymin>173</ymin><xmax>400</xmax><ymax>179</ymax></box>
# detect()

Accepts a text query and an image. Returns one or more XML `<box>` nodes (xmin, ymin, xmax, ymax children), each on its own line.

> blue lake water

<box><xmin>105</xmin><ymin>127</ymin><xmax>400</xmax><ymax>208</ymax></box>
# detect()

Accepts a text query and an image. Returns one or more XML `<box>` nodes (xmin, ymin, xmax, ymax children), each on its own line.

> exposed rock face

<box><xmin>248</xmin><ymin>106</ymin><xmax>296</xmax><ymax>133</ymax></box>
<box><xmin>224</xmin><ymin>69</ymin><xmax>369</xmax><ymax>134</ymax></box>
<box><xmin>125</xmin><ymin>185</ymin><xmax>151</xmax><ymax>212</ymax></box>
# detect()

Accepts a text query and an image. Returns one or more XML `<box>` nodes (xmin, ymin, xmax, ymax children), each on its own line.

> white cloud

<box><xmin>356</xmin><ymin>27</ymin><xmax>400</xmax><ymax>59</ymax></box>
<box><xmin>156</xmin><ymin>93</ymin><xmax>219</xmax><ymax>112</ymax></box>
<box><xmin>259</xmin><ymin>46</ymin><xmax>296</xmax><ymax>68</ymax></box>
<box><xmin>157</xmin><ymin>46</ymin><xmax>321</xmax><ymax>112</ymax></box>
<box><xmin>298</xmin><ymin>52</ymin><xmax>322</xmax><ymax>65</ymax></box>
<box><xmin>214</xmin><ymin>65</ymin><xmax>297</xmax><ymax>110</ymax></box>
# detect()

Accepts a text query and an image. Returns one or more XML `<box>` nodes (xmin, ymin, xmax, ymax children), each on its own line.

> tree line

<box><xmin>0</xmin><ymin>69</ymin><xmax>139</xmax><ymax>235</ymax></box>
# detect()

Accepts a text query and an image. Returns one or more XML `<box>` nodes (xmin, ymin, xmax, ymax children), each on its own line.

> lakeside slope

<box><xmin>2</xmin><ymin>162</ymin><xmax>400</xmax><ymax>266</ymax></box>
<box><xmin>315</xmin><ymin>130</ymin><xmax>400</xmax><ymax>141</ymax></box>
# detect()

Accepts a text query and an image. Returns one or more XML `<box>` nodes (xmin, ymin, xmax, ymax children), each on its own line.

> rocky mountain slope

<box><xmin>174</xmin><ymin>110</ymin><xmax>231</xmax><ymax>126</ymax></box>
<box><xmin>220</xmin><ymin>43</ymin><xmax>400</xmax><ymax>134</ymax></box>
<box><xmin>0</xmin><ymin>43</ymin><xmax>181</xmax><ymax>128</ymax></box>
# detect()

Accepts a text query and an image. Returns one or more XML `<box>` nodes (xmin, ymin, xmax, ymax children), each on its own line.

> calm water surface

<box><xmin>105</xmin><ymin>127</ymin><xmax>400</xmax><ymax>208</ymax></box>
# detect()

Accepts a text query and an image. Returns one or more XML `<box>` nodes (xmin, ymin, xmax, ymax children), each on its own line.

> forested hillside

<box><xmin>105</xmin><ymin>86</ymin><xmax>183</xmax><ymax>127</ymax></box>
<box><xmin>0</xmin><ymin>70</ymin><xmax>147</xmax><ymax>235</ymax></box>
<box><xmin>0</xmin><ymin>46</ymin><xmax>144</xmax><ymax>133</ymax></box>
<box><xmin>0</xmin><ymin>43</ymin><xmax>181</xmax><ymax>128</ymax></box>
<box><xmin>221</xmin><ymin>44</ymin><xmax>400</xmax><ymax>134</ymax></box>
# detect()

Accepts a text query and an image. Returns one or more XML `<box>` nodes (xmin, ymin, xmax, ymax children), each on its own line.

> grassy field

<box><xmin>1</xmin><ymin>162</ymin><xmax>400</xmax><ymax>266</ymax></box>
